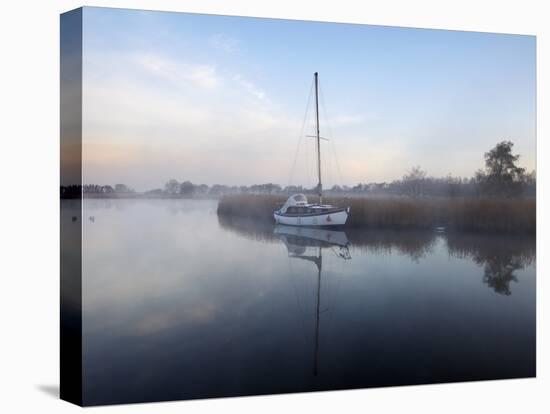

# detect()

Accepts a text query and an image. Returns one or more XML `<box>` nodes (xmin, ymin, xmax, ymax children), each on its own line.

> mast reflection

<box><xmin>274</xmin><ymin>225</ymin><xmax>351</xmax><ymax>376</ymax></box>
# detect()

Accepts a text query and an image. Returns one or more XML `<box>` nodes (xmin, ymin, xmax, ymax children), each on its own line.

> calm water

<box><xmin>73</xmin><ymin>199</ymin><xmax>535</xmax><ymax>405</ymax></box>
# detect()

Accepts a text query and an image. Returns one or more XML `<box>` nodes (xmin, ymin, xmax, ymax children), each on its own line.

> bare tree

<box><xmin>403</xmin><ymin>166</ymin><xmax>427</xmax><ymax>197</ymax></box>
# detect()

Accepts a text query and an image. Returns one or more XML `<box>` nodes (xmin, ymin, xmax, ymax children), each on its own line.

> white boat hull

<box><xmin>274</xmin><ymin>209</ymin><xmax>349</xmax><ymax>226</ymax></box>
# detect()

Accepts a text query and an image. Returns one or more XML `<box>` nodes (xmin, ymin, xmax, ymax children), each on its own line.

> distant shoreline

<box><xmin>77</xmin><ymin>193</ymin><xmax>220</xmax><ymax>200</ymax></box>
<box><xmin>62</xmin><ymin>192</ymin><xmax>537</xmax><ymax>201</ymax></box>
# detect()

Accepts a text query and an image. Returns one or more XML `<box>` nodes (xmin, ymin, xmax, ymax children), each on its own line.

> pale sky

<box><xmin>79</xmin><ymin>7</ymin><xmax>536</xmax><ymax>191</ymax></box>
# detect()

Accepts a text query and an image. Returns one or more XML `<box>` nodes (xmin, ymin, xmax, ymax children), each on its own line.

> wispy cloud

<box><xmin>209</xmin><ymin>33</ymin><xmax>239</xmax><ymax>53</ymax></box>
<box><xmin>136</xmin><ymin>53</ymin><xmax>221</xmax><ymax>90</ymax></box>
<box><xmin>133</xmin><ymin>53</ymin><xmax>269</xmax><ymax>106</ymax></box>
<box><xmin>233</xmin><ymin>74</ymin><xmax>268</xmax><ymax>103</ymax></box>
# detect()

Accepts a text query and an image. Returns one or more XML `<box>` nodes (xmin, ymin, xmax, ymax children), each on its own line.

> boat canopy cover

<box><xmin>278</xmin><ymin>194</ymin><xmax>308</xmax><ymax>213</ymax></box>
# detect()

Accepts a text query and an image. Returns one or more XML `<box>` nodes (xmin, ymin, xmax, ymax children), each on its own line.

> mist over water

<box><xmin>68</xmin><ymin>199</ymin><xmax>535</xmax><ymax>405</ymax></box>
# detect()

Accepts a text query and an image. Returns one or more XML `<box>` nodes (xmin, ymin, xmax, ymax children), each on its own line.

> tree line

<box><xmin>61</xmin><ymin>183</ymin><xmax>134</xmax><ymax>198</ymax></box>
<box><xmin>61</xmin><ymin>141</ymin><xmax>535</xmax><ymax>199</ymax></box>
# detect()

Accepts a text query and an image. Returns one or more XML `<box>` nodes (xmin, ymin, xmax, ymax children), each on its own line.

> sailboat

<box><xmin>274</xmin><ymin>73</ymin><xmax>350</xmax><ymax>226</ymax></box>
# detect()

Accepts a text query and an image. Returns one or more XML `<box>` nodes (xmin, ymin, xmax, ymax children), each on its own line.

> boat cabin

<box><xmin>277</xmin><ymin>194</ymin><xmax>336</xmax><ymax>216</ymax></box>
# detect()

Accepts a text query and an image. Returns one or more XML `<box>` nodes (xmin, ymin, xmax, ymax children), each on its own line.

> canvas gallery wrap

<box><xmin>60</xmin><ymin>6</ymin><xmax>536</xmax><ymax>406</ymax></box>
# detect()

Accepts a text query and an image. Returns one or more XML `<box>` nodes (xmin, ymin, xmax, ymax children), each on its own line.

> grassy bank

<box><xmin>217</xmin><ymin>194</ymin><xmax>535</xmax><ymax>234</ymax></box>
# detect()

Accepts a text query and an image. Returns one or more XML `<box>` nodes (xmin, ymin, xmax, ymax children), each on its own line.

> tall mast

<box><xmin>314</xmin><ymin>72</ymin><xmax>322</xmax><ymax>205</ymax></box>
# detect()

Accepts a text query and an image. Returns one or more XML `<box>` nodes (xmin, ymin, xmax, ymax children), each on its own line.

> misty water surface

<box><xmin>64</xmin><ymin>199</ymin><xmax>535</xmax><ymax>405</ymax></box>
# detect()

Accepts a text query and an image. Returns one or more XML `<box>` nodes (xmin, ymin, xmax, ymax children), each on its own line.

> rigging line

<box><xmin>319</xmin><ymin>81</ymin><xmax>342</xmax><ymax>187</ymax></box>
<box><xmin>288</xmin><ymin>79</ymin><xmax>314</xmax><ymax>188</ymax></box>
<box><xmin>318</xmin><ymin>80</ymin><xmax>344</xmax><ymax>187</ymax></box>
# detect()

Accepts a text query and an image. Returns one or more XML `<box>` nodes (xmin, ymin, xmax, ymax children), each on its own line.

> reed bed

<box><xmin>217</xmin><ymin>194</ymin><xmax>535</xmax><ymax>234</ymax></box>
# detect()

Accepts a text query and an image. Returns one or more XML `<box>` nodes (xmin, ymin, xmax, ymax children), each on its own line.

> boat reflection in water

<box><xmin>274</xmin><ymin>225</ymin><xmax>351</xmax><ymax>260</ymax></box>
<box><xmin>274</xmin><ymin>225</ymin><xmax>351</xmax><ymax>376</ymax></box>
